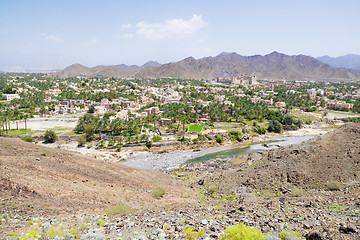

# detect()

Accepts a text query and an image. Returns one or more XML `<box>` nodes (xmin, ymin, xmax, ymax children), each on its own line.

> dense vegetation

<box><xmin>1</xmin><ymin>73</ymin><xmax>360</xmax><ymax>138</ymax></box>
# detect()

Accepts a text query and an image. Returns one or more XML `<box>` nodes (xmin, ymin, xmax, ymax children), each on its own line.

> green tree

<box><xmin>268</xmin><ymin>120</ymin><xmax>283</xmax><ymax>133</ymax></box>
<box><xmin>145</xmin><ymin>140</ymin><xmax>153</xmax><ymax>149</ymax></box>
<box><xmin>84</xmin><ymin>125</ymin><xmax>96</xmax><ymax>142</ymax></box>
<box><xmin>215</xmin><ymin>135</ymin><xmax>224</xmax><ymax>143</ymax></box>
<box><xmin>39</xmin><ymin>106</ymin><xmax>47</xmax><ymax>116</ymax></box>
<box><xmin>44</xmin><ymin>130</ymin><xmax>57</xmax><ymax>143</ymax></box>
<box><xmin>88</xmin><ymin>105</ymin><xmax>95</xmax><ymax>113</ymax></box>
<box><xmin>78</xmin><ymin>135</ymin><xmax>86</xmax><ymax>146</ymax></box>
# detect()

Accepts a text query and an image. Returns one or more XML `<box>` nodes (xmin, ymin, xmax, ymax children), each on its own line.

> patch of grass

<box><xmin>78</xmin><ymin>223</ymin><xmax>89</xmax><ymax>232</ymax></box>
<box><xmin>290</xmin><ymin>187</ymin><xmax>304</xmax><ymax>197</ymax></box>
<box><xmin>183</xmin><ymin>226</ymin><xmax>206</xmax><ymax>240</ymax></box>
<box><xmin>242</xmin><ymin>119</ymin><xmax>263</xmax><ymax>126</ymax></box>
<box><xmin>152</xmin><ymin>186</ymin><xmax>165</xmax><ymax>199</ymax></box>
<box><xmin>49</xmin><ymin>126</ymin><xmax>72</xmax><ymax>131</ymax></box>
<box><xmin>68</xmin><ymin>227</ymin><xmax>80</xmax><ymax>239</ymax></box>
<box><xmin>325</xmin><ymin>180</ymin><xmax>342</xmax><ymax>191</ymax></box>
<box><xmin>19</xmin><ymin>228</ymin><xmax>39</xmax><ymax>240</ymax></box>
<box><xmin>188</xmin><ymin>124</ymin><xmax>204</xmax><ymax>132</ymax></box>
<box><xmin>151</xmin><ymin>135</ymin><xmax>162</xmax><ymax>142</ymax></box>
<box><xmin>21</xmin><ymin>135</ymin><xmax>34</xmax><ymax>142</ymax></box>
<box><xmin>259</xmin><ymin>189</ymin><xmax>276</xmax><ymax>200</ymax></box>
<box><xmin>205</xmin><ymin>185</ymin><xmax>218</xmax><ymax>196</ymax></box>
<box><xmin>329</xmin><ymin>203</ymin><xmax>345</xmax><ymax>212</ymax></box>
<box><xmin>215</xmin><ymin>135</ymin><xmax>224</xmax><ymax>143</ymax></box>
<box><xmin>6</xmin><ymin>129</ymin><xmax>42</xmax><ymax>137</ymax></box>
<box><xmin>333</xmin><ymin>111</ymin><xmax>356</xmax><ymax>115</ymax></box>
<box><xmin>46</xmin><ymin>226</ymin><xmax>65</xmax><ymax>239</ymax></box>
<box><xmin>95</xmin><ymin>219</ymin><xmax>106</xmax><ymax>226</ymax></box>
<box><xmin>105</xmin><ymin>204</ymin><xmax>137</xmax><ymax>215</ymax></box>
<box><xmin>221</xmin><ymin>223</ymin><xmax>264</xmax><ymax>240</ymax></box>
<box><xmin>278</xmin><ymin>230</ymin><xmax>302</xmax><ymax>240</ymax></box>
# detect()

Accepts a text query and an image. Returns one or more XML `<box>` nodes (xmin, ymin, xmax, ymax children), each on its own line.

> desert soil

<box><xmin>1</xmin><ymin>124</ymin><xmax>359</xmax><ymax>239</ymax></box>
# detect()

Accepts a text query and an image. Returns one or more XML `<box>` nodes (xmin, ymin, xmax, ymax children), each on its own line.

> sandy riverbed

<box><xmin>34</xmin><ymin>114</ymin><xmax>333</xmax><ymax>171</ymax></box>
<box><xmin>46</xmin><ymin>123</ymin><xmax>331</xmax><ymax>171</ymax></box>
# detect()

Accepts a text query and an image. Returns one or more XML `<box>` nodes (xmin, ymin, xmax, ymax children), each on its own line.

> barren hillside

<box><xmin>0</xmin><ymin>137</ymin><xmax>196</xmax><ymax>232</ymax></box>
<box><xmin>54</xmin><ymin>52</ymin><xmax>360</xmax><ymax>80</ymax></box>
<box><xmin>183</xmin><ymin>123</ymin><xmax>360</xmax><ymax>196</ymax></box>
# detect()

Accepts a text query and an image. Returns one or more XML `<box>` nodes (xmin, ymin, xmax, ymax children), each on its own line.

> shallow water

<box><xmin>122</xmin><ymin>135</ymin><xmax>314</xmax><ymax>170</ymax></box>
<box><xmin>187</xmin><ymin>135</ymin><xmax>313</xmax><ymax>164</ymax></box>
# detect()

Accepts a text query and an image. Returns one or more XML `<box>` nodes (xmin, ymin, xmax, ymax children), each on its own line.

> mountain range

<box><xmin>317</xmin><ymin>54</ymin><xmax>360</xmax><ymax>72</ymax></box>
<box><xmin>53</xmin><ymin>52</ymin><xmax>360</xmax><ymax>81</ymax></box>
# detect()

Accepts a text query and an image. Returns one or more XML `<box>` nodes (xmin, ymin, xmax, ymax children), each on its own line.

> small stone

<box><xmin>305</xmin><ymin>230</ymin><xmax>324</xmax><ymax>240</ymax></box>
<box><xmin>340</xmin><ymin>223</ymin><xmax>358</xmax><ymax>233</ymax></box>
<box><xmin>303</xmin><ymin>223</ymin><xmax>311</xmax><ymax>229</ymax></box>
<box><xmin>346</xmin><ymin>223</ymin><xmax>357</xmax><ymax>233</ymax></box>
<box><xmin>201</xmin><ymin>219</ymin><xmax>208</xmax><ymax>225</ymax></box>
<box><xmin>210</xmin><ymin>233</ymin><xmax>219</xmax><ymax>238</ymax></box>
<box><xmin>209</xmin><ymin>225</ymin><xmax>216</xmax><ymax>232</ymax></box>
<box><xmin>175</xmin><ymin>225</ymin><xmax>184</xmax><ymax>232</ymax></box>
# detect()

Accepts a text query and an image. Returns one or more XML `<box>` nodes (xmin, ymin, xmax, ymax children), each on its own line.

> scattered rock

<box><xmin>200</xmin><ymin>219</ymin><xmax>208</xmax><ymax>225</ymax></box>
<box><xmin>305</xmin><ymin>230</ymin><xmax>324</xmax><ymax>240</ymax></box>
<box><xmin>339</xmin><ymin>223</ymin><xmax>358</xmax><ymax>234</ymax></box>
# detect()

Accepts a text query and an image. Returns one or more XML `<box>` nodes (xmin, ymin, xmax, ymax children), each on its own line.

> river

<box><xmin>121</xmin><ymin>135</ymin><xmax>315</xmax><ymax>171</ymax></box>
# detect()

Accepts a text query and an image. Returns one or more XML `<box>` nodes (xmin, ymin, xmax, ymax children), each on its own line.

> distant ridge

<box><xmin>54</xmin><ymin>52</ymin><xmax>360</xmax><ymax>81</ymax></box>
<box><xmin>54</xmin><ymin>61</ymin><xmax>162</xmax><ymax>78</ymax></box>
<box><xmin>317</xmin><ymin>54</ymin><xmax>360</xmax><ymax>72</ymax></box>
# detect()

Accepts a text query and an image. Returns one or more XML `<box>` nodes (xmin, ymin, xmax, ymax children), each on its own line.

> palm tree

<box><xmin>21</xmin><ymin>114</ymin><xmax>29</xmax><ymax>130</ymax></box>
<box><xmin>0</xmin><ymin>116</ymin><xmax>4</xmax><ymax>134</ymax></box>
<box><xmin>13</xmin><ymin>108</ymin><xmax>21</xmax><ymax>130</ymax></box>
<box><xmin>110</xmin><ymin>118</ymin><xmax>125</xmax><ymax>135</ymax></box>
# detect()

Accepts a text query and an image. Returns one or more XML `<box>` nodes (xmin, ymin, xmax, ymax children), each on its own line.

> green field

<box><xmin>333</xmin><ymin>111</ymin><xmax>356</xmax><ymax>115</ymax></box>
<box><xmin>3</xmin><ymin>129</ymin><xmax>42</xmax><ymax>137</ymax></box>
<box><xmin>188</xmin><ymin>124</ymin><xmax>204</xmax><ymax>132</ymax></box>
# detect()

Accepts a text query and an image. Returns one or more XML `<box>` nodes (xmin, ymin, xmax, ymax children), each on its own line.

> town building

<box><xmin>2</xmin><ymin>94</ymin><xmax>20</xmax><ymax>101</ymax></box>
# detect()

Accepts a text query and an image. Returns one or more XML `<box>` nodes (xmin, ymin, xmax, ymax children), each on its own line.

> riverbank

<box><xmin>122</xmin><ymin>126</ymin><xmax>329</xmax><ymax>171</ymax></box>
<box><xmin>44</xmin><ymin>123</ymin><xmax>331</xmax><ymax>170</ymax></box>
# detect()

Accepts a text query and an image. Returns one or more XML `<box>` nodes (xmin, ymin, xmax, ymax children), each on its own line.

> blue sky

<box><xmin>1</xmin><ymin>0</ymin><xmax>360</xmax><ymax>70</ymax></box>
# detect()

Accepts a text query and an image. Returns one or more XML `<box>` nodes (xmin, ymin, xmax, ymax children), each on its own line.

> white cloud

<box><xmin>40</xmin><ymin>33</ymin><xmax>63</xmax><ymax>42</ymax></box>
<box><xmin>136</xmin><ymin>14</ymin><xmax>207</xmax><ymax>40</ymax></box>
<box><xmin>119</xmin><ymin>33</ymin><xmax>133</xmax><ymax>39</ymax></box>
<box><xmin>121</xmin><ymin>23</ymin><xmax>132</xmax><ymax>29</ymax></box>
<box><xmin>46</xmin><ymin>35</ymin><xmax>63</xmax><ymax>42</ymax></box>
<box><xmin>83</xmin><ymin>36</ymin><xmax>99</xmax><ymax>46</ymax></box>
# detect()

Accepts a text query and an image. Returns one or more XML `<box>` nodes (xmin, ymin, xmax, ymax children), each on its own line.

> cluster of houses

<box><xmin>217</xmin><ymin>74</ymin><xmax>258</xmax><ymax>86</ymax></box>
<box><xmin>2</xmin><ymin>94</ymin><xmax>20</xmax><ymax>101</ymax></box>
<box><xmin>306</xmin><ymin>88</ymin><xmax>355</xmax><ymax>110</ymax></box>
<box><xmin>2</xmin><ymin>75</ymin><xmax>360</xmax><ymax>123</ymax></box>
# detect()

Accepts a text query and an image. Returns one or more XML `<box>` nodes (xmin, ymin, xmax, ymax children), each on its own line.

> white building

<box><xmin>2</xmin><ymin>94</ymin><xmax>20</xmax><ymax>101</ymax></box>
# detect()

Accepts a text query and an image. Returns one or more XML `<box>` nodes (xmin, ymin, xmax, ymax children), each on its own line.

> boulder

<box><xmin>305</xmin><ymin>230</ymin><xmax>324</xmax><ymax>240</ymax></box>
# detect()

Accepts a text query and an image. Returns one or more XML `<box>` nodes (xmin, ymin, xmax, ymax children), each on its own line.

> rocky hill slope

<box><xmin>0</xmin><ymin>137</ymin><xmax>195</xmax><ymax>235</ymax></box>
<box><xmin>53</xmin><ymin>61</ymin><xmax>161</xmax><ymax>78</ymax></box>
<box><xmin>54</xmin><ymin>52</ymin><xmax>360</xmax><ymax>80</ymax></box>
<box><xmin>1</xmin><ymin>125</ymin><xmax>360</xmax><ymax>239</ymax></box>
<box><xmin>183</xmin><ymin>123</ymin><xmax>360</xmax><ymax>196</ymax></box>
<box><xmin>317</xmin><ymin>54</ymin><xmax>360</xmax><ymax>72</ymax></box>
